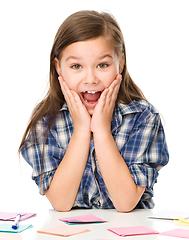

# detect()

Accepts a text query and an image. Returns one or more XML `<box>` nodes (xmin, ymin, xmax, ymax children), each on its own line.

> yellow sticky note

<box><xmin>178</xmin><ymin>216</ymin><xmax>189</xmax><ymax>225</ymax></box>
<box><xmin>174</xmin><ymin>220</ymin><xmax>189</xmax><ymax>226</ymax></box>
<box><xmin>174</xmin><ymin>216</ymin><xmax>189</xmax><ymax>226</ymax></box>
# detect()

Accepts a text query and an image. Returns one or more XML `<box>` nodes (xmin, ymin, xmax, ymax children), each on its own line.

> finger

<box><xmin>108</xmin><ymin>74</ymin><xmax>122</xmax><ymax>93</ymax></box>
<box><xmin>58</xmin><ymin>75</ymin><xmax>65</xmax><ymax>90</ymax></box>
<box><xmin>96</xmin><ymin>88</ymin><xmax>109</xmax><ymax>110</ymax></box>
<box><xmin>70</xmin><ymin>90</ymin><xmax>85</xmax><ymax>108</ymax></box>
<box><xmin>58</xmin><ymin>76</ymin><xmax>76</xmax><ymax>109</ymax></box>
<box><xmin>58</xmin><ymin>76</ymin><xmax>70</xmax><ymax>97</ymax></box>
<box><xmin>104</xmin><ymin>77</ymin><xmax>121</xmax><ymax>109</ymax></box>
<box><xmin>58</xmin><ymin>77</ymin><xmax>70</xmax><ymax>104</ymax></box>
<box><xmin>113</xmin><ymin>76</ymin><xmax>122</xmax><ymax>97</ymax></box>
<box><xmin>106</xmin><ymin>79</ymin><xmax>120</xmax><ymax>104</ymax></box>
<box><xmin>58</xmin><ymin>76</ymin><xmax>68</xmax><ymax>96</ymax></box>
<box><xmin>111</xmin><ymin>75</ymin><xmax>122</xmax><ymax>94</ymax></box>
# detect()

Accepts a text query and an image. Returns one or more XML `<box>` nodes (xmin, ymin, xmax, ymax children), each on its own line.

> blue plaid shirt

<box><xmin>21</xmin><ymin>100</ymin><xmax>169</xmax><ymax>209</ymax></box>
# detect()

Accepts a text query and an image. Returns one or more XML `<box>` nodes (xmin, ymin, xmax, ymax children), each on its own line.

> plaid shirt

<box><xmin>21</xmin><ymin>100</ymin><xmax>169</xmax><ymax>209</ymax></box>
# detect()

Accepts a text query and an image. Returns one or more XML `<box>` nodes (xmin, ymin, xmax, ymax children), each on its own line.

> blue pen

<box><xmin>12</xmin><ymin>214</ymin><xmax>21</xmax><ymax>230</ymax></box>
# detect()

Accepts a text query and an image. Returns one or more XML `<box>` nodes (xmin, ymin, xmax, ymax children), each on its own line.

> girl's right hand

<box><xmin>58</xmin><ymin>76</ymin><xmax>91</xmax><ymax>134</ymax></box>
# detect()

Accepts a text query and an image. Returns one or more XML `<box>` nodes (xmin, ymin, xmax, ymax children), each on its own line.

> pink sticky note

<box><xmin>0</xmin><ymin>233</ymin><xmax>22</xmax><ymax>240</ymax></box>
<box><xmin>37</xmin><ymin>224</ymin><xmax>90</xmax><ymax>237</ymax></box>
<box><xmin>0</xmin><ymin>212</ymin><xmax>19</xmax><ymax>221</ymax></box>
<box><xmin>0</xmin><ymin>212</ymin><xmax>36</xmax><ymax>221</ymax></box>
<box><xmin>160</xmin><ymin>228</ymin><xmax>189</xmax><ymax>238</ymax></box>
<box><xmin>108</xmin><ymin>226</ymin><xmax>159</xmax><ymax>237</ymax></box>
<box><xmin>60</xmin><ymin>213</ymin><xmax>106</xmax><ymax>223</ymax></box>
<box><xmin>19</xmin><ymin>213</ymin><xmax>36</xmax><ymax>221</ymax></box>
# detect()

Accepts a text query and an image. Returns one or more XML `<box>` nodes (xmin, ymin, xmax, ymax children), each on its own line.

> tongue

<box><xmin>83</xmin><ymin>92</ymin><xmax>101</xmax><ymax>102</ymax></box>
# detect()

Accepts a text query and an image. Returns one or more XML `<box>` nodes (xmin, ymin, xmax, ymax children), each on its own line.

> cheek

<box><xmin>61</xmin><ymin>68</ymin><xmax>78</xmax><ymax>91</ymax></box>
<box><xmin>100</xmin><ymin>67</ymin><xmax>119</xmax><ymax>86</ymax></box>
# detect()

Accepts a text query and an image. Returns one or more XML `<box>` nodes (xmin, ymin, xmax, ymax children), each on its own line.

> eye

<box><xmin>98</xmin><ymin>63</ymin><xmax>108</xmax><ymax>69</ymax></box>
<box><xmin>71</xmin><ymin>64</ymin><xmax>82</xmax><ymax>69</ymax></box>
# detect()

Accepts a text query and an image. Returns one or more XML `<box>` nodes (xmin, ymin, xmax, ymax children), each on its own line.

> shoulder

<box><xmin>41</xmin><ymin>103</ymin><xmax>71</xmax><ymax>129</ymax></box>
<box><xmin>27</xmin><ymin>104</ymin><xmax>72</xmax><ymax>145</ymax></box>
<box><xmin>116</xmin><ymin>100</ymin><xmax>159</xmax><ymax>122</ymax></box>
<box><xmin>132</xmin><ymin>99</ymin><xmax>159</xmax><ymax>115</ymax></box>
<box><xmin>117</xmin><ymin>99</ymin><xmax>159</xmax><ymax>115</ymax></box>
<box><xmin>115</xmin><ymin>100</ymin><xmax>161</xmax><ymax>132</ymax></box>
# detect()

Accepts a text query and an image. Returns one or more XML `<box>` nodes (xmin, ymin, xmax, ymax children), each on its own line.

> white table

<box><xmin>12</xmin><ymin>208</ymin><xmax>186</xmax><ymax>239</ymax></box>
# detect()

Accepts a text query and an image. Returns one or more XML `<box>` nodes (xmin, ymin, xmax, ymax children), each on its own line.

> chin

<box><xmin>87</xmin><ymin>108</ymin><xmax>95</xmax><ymax>116</ymax></box>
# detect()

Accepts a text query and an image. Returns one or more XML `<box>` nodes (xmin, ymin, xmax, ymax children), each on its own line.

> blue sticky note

<box><xmin>0</xmin><ymin>223</ymin><xmax>33</xmax><ymax>233</ymax></box>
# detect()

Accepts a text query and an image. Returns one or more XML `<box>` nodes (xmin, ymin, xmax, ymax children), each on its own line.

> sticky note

<box><xmin>0</xmin><ymin>233</ymin><xmax>22</xmax><ymax>240</ymax></box>
<box><xmin>178</xmin><ymin>216</ymin><xmax>189</xmax><ymax>225</ymax></box>
<box><xmin>174</xmin><ymin>220</ymin><xmax>189</xmax><ymax>227</ymax></box>
<box><xmin>37</xmin><ymin>224</ymin><xmax>90</xmax><ymax>237</ymax></box>
<box><xmin>108</xmin><ymin>226</ymin><xmax>159</xmax><ymax>237</ymax></box>
<box><xmin>0</xmin><ymin>212</ymin><xmax>36</xmax><ymax>221</ymax></box>
<box><xmin>59</xmin><ymin>213</ymin><xmax>106</xmax><ymax>224</ymax></box>
<box><xmin>160</xmin><ymin>228</ymin><xmax>189</xmax><ymax>238</ymax></box>
<box><xmin>174</xmin><ymin>216</ymin><xmax>189</xmax><ymax>226</ymax></box>
<box><xmin>148</xmin><ymin>210</ymin><xmax>189</xmax><ymax>220</ymax></box>
<box><xmin>0</xmin><ymin>212</ymin><xmax>19</xmax><ymax>221</ymax></box>
<box><xmin>0</xmin><ymin>223</ymin><xmax>33</xmax><ymax>233</ymax></box>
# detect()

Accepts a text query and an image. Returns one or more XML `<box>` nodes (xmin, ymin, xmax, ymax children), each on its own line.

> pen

<box><xmin>12</xmin><ymin>214</ymin><xmax>21</xmax><ymax>229</ymax></box>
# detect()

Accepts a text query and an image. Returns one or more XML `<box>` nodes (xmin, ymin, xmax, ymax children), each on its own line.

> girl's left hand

<box><xmin>91</xmin><ymin>74</ymin><xmax>122</xmax><ymax>134</ymax></box>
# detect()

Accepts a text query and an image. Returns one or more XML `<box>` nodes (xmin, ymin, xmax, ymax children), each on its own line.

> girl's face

<box><xmin>55</xmin><ymin>37</ymin><xmax>123</xmax><ymax>115</ymax></box>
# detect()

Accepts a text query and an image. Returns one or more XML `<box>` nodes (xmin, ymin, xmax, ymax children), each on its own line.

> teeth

<box><xmin>87</xmin><ymin>91</ymin><xmax>97</xmax><ymax>94</ymax></box>
<box><xmin>83</xmin><ymin>96</ymin><xmax>89</xmax><ymax>102</ymax></box>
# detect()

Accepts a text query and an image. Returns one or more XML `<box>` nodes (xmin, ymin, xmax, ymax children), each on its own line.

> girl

<box><xmin>19</xmin><ymin>10</ymin><xmax>169</xmax><ymax>212</ymax></box>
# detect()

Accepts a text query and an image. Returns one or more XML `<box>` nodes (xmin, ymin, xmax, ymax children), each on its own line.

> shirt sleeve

<box><xmin>21</xmin><ymin>117</ymin><xmax>66</xmax><ymax>195</ymax></box>
<box><xmin>121</xmin><ymin>112</ymin><xmax>169</xmax><ymax>190</ymax></box>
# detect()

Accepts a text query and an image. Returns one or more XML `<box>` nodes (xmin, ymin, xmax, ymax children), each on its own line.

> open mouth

<box><xmin>81</xmin><ymin>91</ymin><xmax>101</xmax><ymax>106</ymax></box>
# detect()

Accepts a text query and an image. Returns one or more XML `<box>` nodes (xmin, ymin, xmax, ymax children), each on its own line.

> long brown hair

<box><xmin>18</xmin><ymin>11</ymin><xmax>146</xmax><ymax>184</ymax></box>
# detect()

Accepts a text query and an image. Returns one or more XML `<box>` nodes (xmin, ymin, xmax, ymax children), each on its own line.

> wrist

<box><xmin>93</xmin><ymin>129</ymin><xmax>112</xmax><ymax>140</ymax></box>
<box><xmin>73</xmin><ymin>130</ymin><xmax>92</xmax><ymax>140</ymax></box>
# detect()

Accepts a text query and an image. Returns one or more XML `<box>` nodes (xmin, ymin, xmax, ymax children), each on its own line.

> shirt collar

<box><xmin>60</xmin><ymin>102</ymin><xmax>69</xmax><ymax>111</ymax></box>
<box><xmin>114</xmin><ymin>100</ymin><xmax>142</xmax><ymax>117</ymax></box>
<box><xmin>110</xmin><ymin>101</ymin><xmax>141</xmax><ymax>133</ymax></box>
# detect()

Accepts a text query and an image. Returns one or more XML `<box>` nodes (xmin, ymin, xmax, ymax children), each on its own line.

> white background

<box><xmin>0</xmin><ymin>0</ymin><xmax>188</xmax><ymax>213</ymax></box>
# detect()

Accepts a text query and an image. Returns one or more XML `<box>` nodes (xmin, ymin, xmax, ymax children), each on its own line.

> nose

<box><xmin>83</xmin><ymin>69</ymin><xmax>98</xmax><ymax>85</ymax></box>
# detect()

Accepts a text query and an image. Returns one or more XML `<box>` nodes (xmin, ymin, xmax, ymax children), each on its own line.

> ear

<box><xmin>119</xmin><ymin>53</ymin><xmax>125</xmax><ymax>74</ymax></box>
<box><xmin>54</xmin><ymin>57</ymin><xmax>62</xmax><ymax>76</ymax></box>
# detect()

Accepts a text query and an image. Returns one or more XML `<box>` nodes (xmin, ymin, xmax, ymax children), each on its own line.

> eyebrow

<box><xmin>98</xmin><ymin>54</ymin><xmax>113</xmax><ymax>60</ymax></box>
<box><xmin>66</xmin><ymin>56</ymin><xmax>82</xmax><ymax>62</ymax></box>
<box><xmin>65</xmin><ymin>54</ymin><xmax>113</xmax><ymax>62</ymax></box>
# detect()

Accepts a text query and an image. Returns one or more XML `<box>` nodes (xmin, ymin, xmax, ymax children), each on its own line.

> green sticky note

<box><xmin>0</xmin><ymin>223</ymin><xmax>33</xmax><ymax>233</ymax></box>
